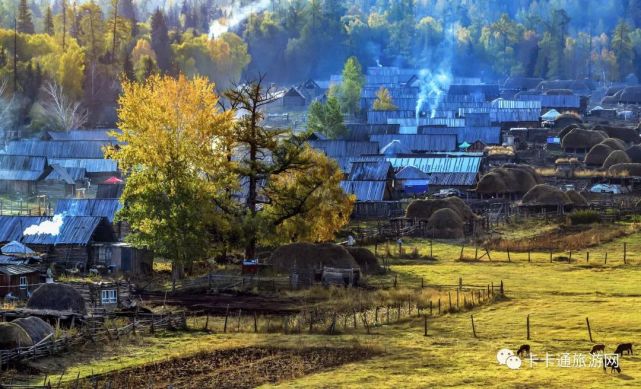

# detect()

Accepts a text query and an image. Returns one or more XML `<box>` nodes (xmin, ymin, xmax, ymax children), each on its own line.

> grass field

<box><xmin>15</xmin><ymin>223</ymin><xmax>641</xmax><ymax>388</ymax></box>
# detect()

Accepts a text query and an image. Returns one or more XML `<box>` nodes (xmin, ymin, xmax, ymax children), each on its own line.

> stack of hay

<box><xmin>625</xmin><ymin>145</ymin><xmax>641</xmax><ymax>163</ymax></box>
<box><xmin>406</xmin><ymin>197</ymin><xmax>476</xmax><ymax>239</ymax></box>
<box><xmin>476</xmin><ymin>164</ymin><xmax>542</xmax><ymax>196</ymax></box>
<box><xmin>608</xmin><ymin>163</ymin><xmax>641</xmax><ymax>177</ymax></box>
<box><xmin>26</xmin><ymin>283</ymin><xmax>87</xmax><ymax>315</ymax></box>
<box><xmin>566</xmin><ymin>190</ymin><xmax>588</xmax><ymax>207</ymax></box>
<box><xmin>269</xmin><ymin>243</ymin><xmax>383</xmax><ymax>275</ymax></box>
<box><xmin>561</xmin><ymin>128</ymin><xmax>606</xmax><ymax>151</ymax></box>
<box><xmin>521</xmin><ymin>184</ymin><xmax>572</xmax><ymax>207</ymax></box>
<box><xmin>0</xmin><ymin>317</ymin><xmax>53</xmax><ymax>350</ymax></box>
<box><xmin>603</xmin><ymin>150</ymin><xmax>631</xmax><ymax>169</ymax></box>
<box><xmin>593</xmin><ymin>125</ymin><xmax>640</xmax><ymax>143</ymax></box>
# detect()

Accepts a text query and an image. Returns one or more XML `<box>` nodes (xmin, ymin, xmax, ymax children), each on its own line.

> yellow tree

<box><xmin>107</xmin><ymin>75</ymin><xmax>234</xmax><ymax>283</ymax></box>
<box><xmin>372</xmin><ymin>86</ymin><xmax>398</xmax><ymax>111</ymax></box>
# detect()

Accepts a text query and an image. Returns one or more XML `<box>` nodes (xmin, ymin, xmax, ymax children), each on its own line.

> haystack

<box><xmin>558</xmin><ymin>124</ymin><xmax>582</xmax><ymax>140</ymax></box>
<box><xmin>12</xmin><ymin>317</ymin><xmax>54</xmax><ymax>344</ymax></box>
<box><xmin>584</xmin><ymin>144</ymin><xmax>613</xmax><ymax>166</ymax></box>
<box><xmin>626</xmin><ymin>145</ymin><xmax>641</xmax><ymax>163</ymax></box>
<box><xmin>600</xmin><ymin>138</ymin><xmax>626</xmax><ymax>150</ymax></box>
<box><xmin>566</xmin><ymin>190</ymin><xmax>588</xmax><ymax>207</ymax></box>
<box><xmin>268</xmin><ymin>243</ymin><xmax>359</xmax><ymax>274</ymax></box>
<box><xmin>27</xmin><ymin>283</ymin><xmax>87</xmax><ymax>315</ymax></box>
<box><xmin>555</xmin><ymin>113</ymin><xmax>583</xmax><ymax>129</ymax></box>
<box><xmin>522</xmin><ymin>184</ymin><xmax>572</xmax><ymax>206</ymax></box>
<box><xmin>405</xmin><ymin>198</ymin><xmax>476</xmax><ymax>222</ymax></box>
<box><xmin>475</xmin><ymin>165</ymin><xmax>541</xmax><ymax>195</ymax></box>
<box><xmin>0</xmin><ymin>322</ymin><xmax>33</xmax><ymax>349</ymax></box>
<box><xmin>608</xmin><ymin>163</ymin><xmax>641</xmax><ymax>177</ymax></box>
<box><xmin>426</xmin><ymin>208</ymin><xmax>464</xmax><ymax>239</ymax></box>
<box><xmin>603</xmin><ymin>150</ymin><xmax>631</xmax><ymax>169</ymax></box>
<box><xmin>346</xmin><ymin>247</ymin><xmax>383</xmax><ymax>274</ymax></box>
<box><xmin>561</xmin><ymin>129</ymin><xmax>606</xmax><ymax>150</ymax></box>
<box><xmin>595</xmin><ymin>125</ymin><xmax>641</xmax><ymax>143</ymax></box>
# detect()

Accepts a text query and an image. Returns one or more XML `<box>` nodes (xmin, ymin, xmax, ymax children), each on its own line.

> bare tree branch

<box><xmin>41</xmin><ymin>80</ymin><xmax>88</xmax><ymax>131</ymax></box>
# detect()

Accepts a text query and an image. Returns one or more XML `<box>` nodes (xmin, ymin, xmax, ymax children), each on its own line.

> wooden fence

<box><xmin>0</xmin><ymin>312</ymin><xmax>186</xmax><ymax>369</ymax></box>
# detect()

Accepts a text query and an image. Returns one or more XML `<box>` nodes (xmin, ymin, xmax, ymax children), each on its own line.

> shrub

<box><xmin>569</xmin><ymin>210</ymin><xmax>601</xmax><ymax>225</ymax></box>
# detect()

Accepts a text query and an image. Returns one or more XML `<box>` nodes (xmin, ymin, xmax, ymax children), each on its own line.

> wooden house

<box><xmin>281</xmin><ymin>87</ymin><xmax>306</xmax><ymax>108</ymax></box>
<box><xmin>0</xmin><ymin>264</ymin><xmax>41</xmax><ymax>299</ymax></box>
<box><xmin>0</xmin><ymin>155</ymin><xmax>48</xmax><ymax>195</ymax></box>
<box><xmin>67</xmin><ymin>280</ymin><xmax>132</xmax><ymax>311</ymax></box>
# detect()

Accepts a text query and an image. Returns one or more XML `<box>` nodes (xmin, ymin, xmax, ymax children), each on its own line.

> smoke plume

<box><xmin>23</xmin><ymin>214</ymin><xmax>64</xmax><ymax>236</ymax></box>
<box><xmin>209</xmin><ymin>0</ymin><xmax>271</xmax><ymax>38</ymax></box>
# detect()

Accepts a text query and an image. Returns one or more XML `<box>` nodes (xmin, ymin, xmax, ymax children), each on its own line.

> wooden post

<box><xmin>204</xmin><ymin>314</ymin><xmax>209</xmax><ymax>331</ymax></box>
<box><xmin>605</xmin><ymin>252</ymin><xmax>608</xmax><ymax>264</ymax></box>
<box><xmin>528</xmin><ymin>250</ymin><xmax>531</xmax><ymax>263</ymax></box>
<box><xmin>223</xmin><ymin>304</ymin><xmax>229</xmax><ymax>333</ymax></box>
<box><xmin>624</xmin><ymin>243</ymin><xmax>627</xmax><ymax>264</ymax></box>
<box><xmin>527</xmin><ymin>314</ymin><xmax>530</xmax><ymax>340</ymax></box>
<box><xmin>421</xmin><ymin>278</ymin><xmax>424</xmax><ymax>289</ymax></box>
<box><xmin>429</xmin><ymin>300</ymin><xmax>433</xmax><ymax>316</ymax></box>
<box><xmin>550</xmin><ymin>250</ymin><xmax>553</xmax><ymax>262</ymax></box>
<box><xmin>586</xmin><ymin>317</ymin><xmax>593</xmax><ymax>342</ymax></box>
<box><xmin>500</xmin><ymin>280</ymin><xmax>504</xmax><ymax>296</ymax></box>
<box><xmin>430</xmin><ymin>239</ymin><xmax>433</xmax><ymax>258</ymax></box>
<box><xmin>438</xmin><ymin>298</ymin><xmax>441</xmax><ymax>315</ymax></box>
<box><xmin>586</xmin><ymin>251</ymin><xmax>589</xmax><ymax>263</ymax></box>
<box><xmin>253</xmin><ymin>312</ymin><xmax>258</xmax><ymax>333</ymax></box>
<box><xmin>475</xmin><ymin>245</ymin><xmax>478</xmax><ymax>260</ymax></box>
<box><xmin>507</xmin><ymin>247</ymin><xmax>511</xmax><ymax>262</ymax></box>
<box><xmin>456</xmin><ymin>289</ymin><xmax>460</xmax><ymax>310</ymax></box>
<box><xmin>375</xmin><ymin>306</ymin><xmax>379</xmax><ymax>325</ymax></box>
<box><xmin>423</xmin><ymin>315</ymin><xmax>428</xmax><ymax>336</ymax></box>
<box><xmin>387</xmin><ymin>305</ymin><xmax>390</xmax><ymax>324</ymax></box>
<box><xmin>448</xmin><ymin>291</ymin><xmax>452</xmax><ymax>311</ymax></box>
<box><xmin>459</xmin><ymin>244</ymin><xmax>464</xmax><ymax>260</ymax></box>
<box><xmin>394</xmin><ymin>274</ymin><xmax>398</xmax><ymax>288</ymax></box>
<box><xmin>471</xmin><ymin>315</ymin><xmax>477</xmax><ymax>338</ymax></box>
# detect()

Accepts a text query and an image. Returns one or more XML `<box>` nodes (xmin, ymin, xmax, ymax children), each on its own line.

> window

<box><xmin>101</xmin><ymin>289</ymin><xmax>117</xmax><ymax>304</ymax></box>
<box><xmin>19</xmin><ymin>276</ymin><xmax>27</xmax><ymax>290</ymax></box>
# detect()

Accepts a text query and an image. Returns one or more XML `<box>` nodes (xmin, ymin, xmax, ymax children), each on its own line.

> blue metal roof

<box><xmin>370</xmin><ymin>134</ymin><xmax>457</xmax><ymax>152</ymax></box>
<box><xmin>47</xmin><ymin>158</ymin><xmax>118</xmax><ymax>173</ymax></box>
<box><xmin>47</xmin><ymin>130</ymin><xmax>119</xmax><ymax>141</ymax></box>
<box><xmin>340</xmin><ymin>180</ymin><xmax>386</xmax><ymax>201</ymax></box>
<box><xmin>3</xmin><ymin>140</ymin><xmax>111</xmax><ymax>159</ymax></box>
<box><xmin>54</xmin><ymin>199</ymin><xmax>121</xmax><ymax>223</ymax></box>
<box><xmin>347</xmin><ymin>161</ymin><xmax>391</xmax><ymax>181</ymax></box>
<box><xmin>0</xmin><ymin>155</ymin><xmax>47</xmax><ymax>181</ymax></box>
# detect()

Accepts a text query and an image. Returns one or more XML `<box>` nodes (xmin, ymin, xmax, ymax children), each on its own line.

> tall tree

<box><xmin>307</xmin><ymin>96</ymin><xmax>347</xmax><ymax>138</ymax></box>
<box><xmin>107</xmin><ymin>75</ymin><xmax>234</xmax><ymax>283</ymax></box>
<box><xmin>612</xmin><ymin>20</ymin><xmax>634</xmax><ymax>80</ymax></box>
<box><xmin>17</xmin><ymin>0</ymin><xmax>35</xmax><ymax>34</ymax></box>
<box><xmin>373</xmin><ymin>86</ymin><xmax>397</xmax><ymax>110</ymax></box>
<box><xmin>151</xmin><ymin>9</ymin><xmax>172</xmax><ymax>73</ymax></box>
<box><xmin>337</xmin><ymin>56</ymin><xmax>364</xmax><ymax>114</ymax></box>
<box><xmin>43</xmin><ymin>6</ymin><xmax>54</xmax><ymax>35</ymax></box>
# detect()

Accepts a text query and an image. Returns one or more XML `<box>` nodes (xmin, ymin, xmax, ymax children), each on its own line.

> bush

<box><xmin>569</xmin><ymin>210</ymin><xmax>601</xmax><ymax>225</ymax></box>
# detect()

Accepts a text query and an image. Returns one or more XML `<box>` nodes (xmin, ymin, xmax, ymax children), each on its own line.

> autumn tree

<box><xmin>372</xmin><ymin>86</ymin><xmax>397</xmax><ymax>111</ymax></box>
<box><xmin>43</xmin><ymin>6</ymin><xmax>54</xmax><ymax>35</ymax></box>
<box><xmin>335</xmin><ymin>56</ymin><xmax>364</xmax><ymax>114</ymax></box>
<box><xmin>221</xmin><ymin>77</ymin><xmax>354</xmax><ymax>258</ymax></box>
<box><xmin>107</xmin><ymin>75</ymin><xmax>234</xmax><ymax>283</ymax></box>
<box><xmin>307</xmin><ymin>96</ymin><xmax>347</xmax><ymax>138</ymax></box>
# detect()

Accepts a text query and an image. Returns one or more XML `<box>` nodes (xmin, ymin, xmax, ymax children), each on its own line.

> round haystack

<box><xmin>12</xmin><ymin>317</ymin><xmax>54</xmax><ymax>344</ymax></box>
<box><xmin>0</xmin><ymin>322</ymin><xmax>34</xmax><ymax>349</ymax></box>
<box><xmin>619</xmin><ymin>86</ymin><xmax>641</xmax><ymax>104</ymax></box>
<box><xmin>600</xmin><ymin>138</ymin><xmax>626</xmax><ymax>150</ymax></box>
<box><xmin>522</xmin><ymin>184</ymin><xmax>572</xmax><ymax>206</ymax></box>
<box><xmin>625</xmin><ymin>145</ymin><xmax>641</xmax><ymax>163</ymax></box>
<box><xmin>426</xmin><ymin>208</ymin><xmax>464</xmax><ymax>239</ymax></box>
<box><xmin>558</xmin><ymin>124</ymin><xmax>582</xmax><ymax>140</ymax></box>
<box><xmin>476</xmin><ymin>165</ymin><xmax>540</xmax><ymax>195</ymax></box>
<box><xmin>406</xmin><ymin>198</ymin><xmax>476</xmax><ymax>221</ymax></box>
<box><xmin>597</xmin><ymin>126</ymin><xmax>641</xmax><ymax>143</ymax></box>
<box><xmin>584</xmin><ymin>144</ymin><xmax>613</xmax><ymax>166</ymax></box>
<box><xmin>346</xmin><ymin>247</ymin><xmax>383</xmax><ymax>274</ymax></box>
<box><xmin>561</xmin><ymin>129</ymin><xmax>606</xmax><ymax>150</ymax></box>
<box><xmin>555</xmin><ymin>113</ymin><xmax>583</xmax><ymax>129</ymax></box>
<box><xmin>608</xmin><ymin>163</ymin><xmax>641</xmax><ymax>177</ymax></box>
<box><xmin>603</xmin><ymin>150</ymin><xmax>631</xmax><ymax>169</ymax></box>
<box><xmin>268</xmin><ymin>243</ymin><xmax>359</xmax><ymax>274</ymax></box>
<box><xmin>444</xmin><ymin>197</ymin><xmax>476</xmax><ymax>221</ymax></box>
<box><xmin>27</xmin><ymin>283</ymin><xmax>86</xmax><ymax>315</ymax></box>
<box><xmin>566</xmin><ymin>190</ymin><xmax>588</xmax><ymax>207</ymax></box>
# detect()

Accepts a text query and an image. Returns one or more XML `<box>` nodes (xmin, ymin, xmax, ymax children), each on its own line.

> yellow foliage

<box><xmin>372</xmin><ymin>87</ymin><xmax>397</xmax><ymax>111</ymax></box>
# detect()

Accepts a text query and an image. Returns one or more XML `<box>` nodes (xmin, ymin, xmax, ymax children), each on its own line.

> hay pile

<box><xmin>0</xmin><ymin>322</ymin><xmax>33</xmax><ymax>349</ymax></box>
<box><xmin>522</xmin><ymin>184</ymin><xmax>572</xmax><ymax>206</ymax></box>
<box><xmin>555</xmin><ymin>113</ymin><xmax>583</xmax><ymax>129</ymax></box>
<box><xmin>27</xmin><ymin>283</ymin><xmax>87</xmax><ymax>315</ymax></box>
<box><xmin>406</xmin><ymin>197</ymin><xmax>476</xmax><ymax>222</ymax></box>
<box><xmin>566</xmin><ymin>190</ymin><xmax>588</xmax><ymax>207</ymax></box>
<box><xmin>558</xmin><ymin>124</ymin><xmax>582</xmax><ymax>140</ymax></box>
<box><xmin>608</xmin><ymin>163</ymin><xmax>641</xmax><ymax>177</ymax></box>
<box><xmin>625</xmin><ymin>145</ymin><xmax>641</xmax><ymax>163</ymax></box>
<box><xmin>12</xmin><ymin>317</ymin><xmax>54</xmax><ymax>344</ymax></box>
<box><xmin>561</xmin><ymin>129</ymin><xmax>606</xmax><ymax>150</ymax></box>
<box><xmin>476</xmin><ymin>165</ymin><xmax>541</xmax><ymax>194</ymax></box>
<box><xmin>600</xmin><ymin>138</ymin><xmax>626</xmax><ymax>150</ymax></box>
<box><xmin>346</xmin><ymin>247</ymin><xmax>383</xmax><ymax>274</ymax></box>
<box><xmin>603</xmin><ymin>150</ymin><xmax>631</xmax><ymax>169</ymax></box>
<box><xmin>584</xmin><ymin>144</ymin><xmax>613</xmax><ymax>166</ymax></box>
<box><xmin>268</xmin><ymin>243</ymin><xmax>359</xmax><ymax>274</ymax></box>
<box><xmin>594</xmin><ymin>125</ymin><xmax>640</xmax><ymax>143</ymax></box>
<box><xmin>426</xmin><ymin>208</ymin><xmax>464</xmax><ymax>239</ymax></box>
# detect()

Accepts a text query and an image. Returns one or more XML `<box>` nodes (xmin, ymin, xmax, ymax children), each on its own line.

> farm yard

<box><xmin>2</xmin><ymin>219</ymin><xmax>641</xmax><ymax>388</ymax></box>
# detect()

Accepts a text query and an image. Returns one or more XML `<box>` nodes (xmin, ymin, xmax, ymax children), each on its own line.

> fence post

<box><xmin>423</xmin><ymin>315</ymin><xmax>428</xmax><ymax>336</ymax></box>
<box><xmin>471</xmin><ymin>315</ymin><xmax>477</xmax><ymax>338</ymax></box>
<box><xmin>375</xmin><ymin>306</ymin><xmax>379</xmax><ymax>325</ymax></box>
<box><xmin>421</xmin><ymin>278</ymin><xmax>424</xmax><ymax>289</ymax></box>
<box><xmin>569</xmin><ymin>251</ymin><xmax>572</xmax><ymax>263</ymax></box>
<box><xmin>527</xmin><ymin>314</ymin><xmax>530</xmax><ymax>340</ymax></box>
<box><xmin>448</xmin><ymin>291</ymin><xmax>452</xmax><ymax>312</ymax></box>
<box><xmin>223</xmin><ymin>304</ymin><xmax>229</xmax><ymax>333</ymax></box>
<box><xmin>507</xmin><ymin>247</ymin><xmax>511</xmax><ymax>262</ymax></box>
<box><xmin>459</xmin><ymin>245</ymin><xmax>465</xmax><ymax>260</ymax></box>
<box><xmin>586</xmin><ymin>317</ymin><xmax>593</xmax><ymax>342</ymax></box>
<box><xmin>475</xmin><ymin>245</ymin><xmax>478</xmax><ymax>260</ymax></box>
<box><xmin>456</xmin><ymin>289</ymin><xmax>460</xmax><ymax>310</ymax></box>
<box><xmin>394</xmin><ymin>274</ymin><xmax>398</xmax><ymax>288</ymax></box>
<box><xmin>605</xmin><ymin>252</ymin><xmax>608</xmax><ymax>264</ymax></box>
<box><xmin>438</xmin><ymin>298</ymin><xmax>441</xmax><ymax>315</ymax></box>
<box><xmin>254</xmin><ymin>312</ymin><xmax>258</xmax><ymax>333</ymax></box>
<box><xmin>430</xmin><ymin>300</ymin><xmax>433</xmax><ymax>316</ymax></box>
<box><xmin>500</xmin><ymin>280</ymin><xmax>504</xmax><ymax>296</ymax></box>
<box><xmin>204</xmin><ymin>314</ymin><xmax>209</xmax><ymax>331</ymax></box>
<box><xmin>550</xmin><ymin>250</ymin><xmax>553</xmax><ymax>262</ymax></box>
<box><xmin>624</xmin><ymin>243</ymin><xmax>627</xmax><ymax>264</ymax></box>
<box><xmin>586</xmin><ymin>251</ymin><xmax>589</xmax><ymax>263</ymax></box>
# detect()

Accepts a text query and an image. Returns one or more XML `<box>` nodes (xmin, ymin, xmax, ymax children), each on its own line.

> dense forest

<box><xmin>1</xmin><ymin>0</ymin><xmax>641</xmax><ymax>131</ymax></box>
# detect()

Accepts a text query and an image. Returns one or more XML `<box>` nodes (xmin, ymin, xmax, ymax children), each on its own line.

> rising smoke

<box><xmin>209</xmin><ymin>0</ymin><xmax>272</xmax><ymax>38</ymax></box>
<box><xmin>23</xmin><ymin>214</ymin><xmax>64</xmax><ymax>236</ymax></box>
<box><xmin>415</xmin><ymin>25</ymin><xmax>456</xmax><ymax>119</ymax></box>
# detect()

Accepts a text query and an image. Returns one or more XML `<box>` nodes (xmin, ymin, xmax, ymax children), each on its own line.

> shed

<box><xmin>395</xmin><ymin>166</ymin><xmax>429</xmax><ymax>194</ymax></box>
<box><xmin>282</xmin><ymin>87</ymin><xmax>306</xmax><ymax>108</ymax></box>
<box><xmin>0</xmin><ymin>264</ymin><xmax>40</xmax><ymax>298</ymax></box>
<box><xmin>0</xmin><ymin>155</ymin><xmax>48</xmax><ymax>194</ymax></box>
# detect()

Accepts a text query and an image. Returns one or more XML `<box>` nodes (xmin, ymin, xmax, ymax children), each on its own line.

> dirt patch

<box><xmin>486</xmin><ymin>223</ymin><xmax>639</xmax><ymax>252</ymax></box>
<box><xmin>66</xmin><ymin>346</ymin><xmax>377</xmax><ymax>388</ymax></box>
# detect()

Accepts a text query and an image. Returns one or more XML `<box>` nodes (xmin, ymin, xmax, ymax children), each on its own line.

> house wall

<box><xmin>0</xmin><ymin>272</ymin><xmax>41</xmax><ymax>298</ymax></box>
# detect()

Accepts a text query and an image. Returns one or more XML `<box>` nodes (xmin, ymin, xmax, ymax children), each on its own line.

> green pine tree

<box><xmin>17</xmin><ymin>0</ymin><xmax>35</xmax><ymax>34</ymax></box>
<box><xmin>43</xmin><ymin>6</ymin><xmax>54</xmax><ymax>35</ymax></box>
